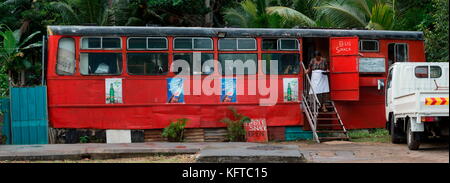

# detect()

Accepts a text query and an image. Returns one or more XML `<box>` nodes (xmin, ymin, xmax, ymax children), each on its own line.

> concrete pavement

<box><xmin>0</xmin><ymin>142</ymin><xmax>306</xmax><ymax>163</ymax></box>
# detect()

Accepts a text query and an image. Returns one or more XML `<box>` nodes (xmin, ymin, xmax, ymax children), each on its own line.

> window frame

<box><xmin>278</xmin><ymin>38</ymin><xmax>299</xmax><ymax>51</ymax></box>
<box><xmin>79</xmin><ymin>52</ymin><xmax>123</xmax><ymax>76</ymax></box>
<box><xmin>262</xmin><ymin>38</ymin><xmax>300</xmax><ymax>51</ymax></box>
<box><xmin>261</xmin><ymin>53</ymin><xmax>300</xmax><ymax>75</ymax></box>
<box><xmin>359</xmin><ymin>40</ymin><xmax>379</xmax><ymax>52</ymax></box>
<box><xmin>218</xmin><ymin>53</ymin><xmax>258</xmax><ymax>75</ymax></box>
<box><xmin>173</xmin><ymin>37</ymin><xmax>213</xmax><ymax>51</ymax></box>
<box><xmin>394</xmin><ymin>43</ymin><xmax>408</xmax><ymax>62</ymax></box>
<box><xmin>56</xmin><ymin>37</ymin><xmax>76</xmax><ymax>76</ymax></box>
<box><xmin>80</xmin><ymin>37</ymin><xmax>122</xmax><ymax>50</ymax></box>
<box><xmin>126</xmin><ymin>52</ymin><xmax>169</xmax><ymax>75</ymax></box>
<box><xmin>127</xmin><ymin>37</ymin><xmax>168</xmax><ymax>50</ymax></box>
<box><xmin>218</xmin><ymin>38</ymin><xmax>257</xmax><ymax>51</ymax></box>
<box><xmin>389</xmin><ymin>43</ymin><xmax>409</xmax><ymax>62</ymax></box>
<box><xmin>430</xmin><ymin>66</ymin><xmax>443</xmax><ymax>78</ymax></box>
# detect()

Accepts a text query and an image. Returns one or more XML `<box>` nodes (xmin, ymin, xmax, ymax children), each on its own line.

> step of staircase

<box><xmin>317</xmin><ymin>117</ymin><xmax>339</xmax><ymax>121</ymax></box>
<box><xmin>318</xmin><ymin>112</ymin><xmax>337</xmax><ymax>115</ymax></box>
<box><xmin>316</xmin><ymin>130</ymin><xmax>347</xmax><ymax>133</ymax></box>
<box><xmin>317</xmin><ymin>123</ymin><xmax>342</xmax><ymax>127</ymax></box>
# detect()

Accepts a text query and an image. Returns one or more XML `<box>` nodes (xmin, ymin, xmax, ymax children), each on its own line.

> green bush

<box><xmin>162</xmin><ymin>118</ymin><xmax>189</xmax><ymax>142</ymax></box>
<box><xmin>79</xmin><ymin>135</ymin><xmax>89</xmax><ymax>143</ymax></box>
<box><xmin>220</xmin><ymin>107</ymin><xmax>251</xmax><ymax>142</ymax></box>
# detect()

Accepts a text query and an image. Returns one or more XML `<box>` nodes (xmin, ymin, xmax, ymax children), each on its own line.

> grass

<box><xmin>0</xmin><ymin>154</ymin><xmax>196</xmax><ymax>163</ymax></box>
<box><xmin>348</xmin><ymin>128</ymin><xmax>390</xmax><ymax>143</ymax></box>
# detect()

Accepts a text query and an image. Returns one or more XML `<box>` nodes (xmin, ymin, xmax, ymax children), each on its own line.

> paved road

<box><xmin>274</xmin><ymin>140</ymin><xmax>449</xmax><ymax>163</ymax></box>
<box><xmin>0</xmin><ymin>141</ymin><xmax>448</xmax><ymax>163</ymax></box>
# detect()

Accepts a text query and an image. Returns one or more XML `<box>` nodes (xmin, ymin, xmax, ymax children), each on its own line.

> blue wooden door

<box><xmin>10</xmin><ymin>86</ymin><xmax>48</xmax><ymax>144</ymax></box>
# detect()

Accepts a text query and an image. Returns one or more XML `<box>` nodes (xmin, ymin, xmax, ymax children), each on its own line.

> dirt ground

<box><xmin>3</xmin><ymin>154</ymin><xmax>197</xmax><ymax>163</ymax></box>
<box><xmin>275</xmin><ymin>140</ymin><xmax>449</xmax><ymax>163</ymax></box>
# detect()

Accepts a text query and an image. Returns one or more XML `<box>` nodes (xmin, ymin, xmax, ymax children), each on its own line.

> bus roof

<box><xmin>47</xmin><ymin>26</ymin><xmax>424</xmax><ymax>40</ymax></box>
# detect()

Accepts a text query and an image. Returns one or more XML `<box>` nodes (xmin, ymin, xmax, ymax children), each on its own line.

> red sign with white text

<box><xmin>330</xmin><ymin>37</ymin><xmax>359</xmax><ymax>56</ymax></box>
<box><xmin>245</xmin><ymin>119</ymin><xmax>268</xmax><ymax>142</ymax></box>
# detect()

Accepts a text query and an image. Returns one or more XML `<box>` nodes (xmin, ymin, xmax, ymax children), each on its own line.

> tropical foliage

<box><xmin>0</xmin><ymin>26</ymin><xmax>42</xmax><ymax>86</ymax></box>
<box><xmin>221</xmin><ymin>107</ymin><xmax>251</xmax><ymax>142</ymax></box>
<box><xmin>162</xmin><ymin>118</ymin><xmax>189</xmax><ymax>142</ymax></box>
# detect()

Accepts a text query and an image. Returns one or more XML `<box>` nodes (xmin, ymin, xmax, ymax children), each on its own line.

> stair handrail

<box><xmin>301</xmin><ymin>62</ymin><xmax>321</xmax><ymax>142</ymax></box>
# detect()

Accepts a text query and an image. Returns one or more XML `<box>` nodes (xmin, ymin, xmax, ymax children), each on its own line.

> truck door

<box><xmin>329</xmin><ymin>37</ymin><xmax>360</xmax><ymax>101</ymax></box>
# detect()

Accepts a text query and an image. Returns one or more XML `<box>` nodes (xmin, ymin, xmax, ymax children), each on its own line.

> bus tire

<box><xmin>407</xmin><ymin>120</ymin><xmax>421</xmax><ymax>150</ymax></box>
<box><xmin>390</xmin><ymin>116</ymin><xmax>405</xmax><ymax>144</ymax></box>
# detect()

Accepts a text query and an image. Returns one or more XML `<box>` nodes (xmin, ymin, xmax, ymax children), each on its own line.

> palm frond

<box><xmin>316</xmin><ymin>2</ymin><xmax>367</xmax><ymax>28</ymax></box>
<box><xmin>366</xmin><ymin>3</ymin><xmax>394</xmax><ymax>30</ymax></box>
<box><xmin>241</xmin><ymin>0</ymin><xmax>258</xmax><ymax>18</ymax></box>
<box><xmin>48</xmin><ymin>2</ymin><xmax>80</xmax><ymax>25</ymax></box>
<box><xmin>267</xmin><ymin>6</ymin><xmax>317</xmax><ymax>27</ymax></box>
<box><xmin>223</xmin><ymin>7</ymin><xmax>250</xmax><ymax>27</ymax></box>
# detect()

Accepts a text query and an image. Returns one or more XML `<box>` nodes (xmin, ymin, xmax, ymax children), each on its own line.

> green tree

<box><xmin>223</xmin><ymin>0</ymin><xmax>314</xmax><ymax>28</ymax></box>
<box><xmin>419</xmin><ymin>0</ymin><xmax>449</xmax><ymax>62</ymax></box>
<box><xmin>0</xmin><ymin>26</ymin><xmax>42</xmax><ymax>86</ymax></box>
<box><xmin>49</xmin><ymin>0</ymin><xmax>133</xmax><ymax>26</ymax></box>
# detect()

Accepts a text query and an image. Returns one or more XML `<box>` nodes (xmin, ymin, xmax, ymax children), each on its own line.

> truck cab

<box><xmin>385</xmin><ymin>62</ymin><xmax>449</xmax><ymax>150</ymax></box>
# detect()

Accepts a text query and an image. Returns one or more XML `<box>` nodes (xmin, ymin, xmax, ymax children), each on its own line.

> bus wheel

<box><xmin>391</xmin><ymin>116</ymin><xmax>405</xmax><ymax>144</ymax></box>
<box><xmin>407</xmin><ymin>120</ymin><xmax>421</xmax><ymax>150</ymax></box>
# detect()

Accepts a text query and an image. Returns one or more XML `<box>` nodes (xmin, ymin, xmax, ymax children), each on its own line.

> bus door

<box><xmin>329</xmin><ymin>37</ymin><xmax>360</xmax><ymax>101</ymax></box>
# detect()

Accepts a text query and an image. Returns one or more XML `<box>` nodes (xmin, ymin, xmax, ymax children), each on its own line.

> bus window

<box><xmin>128</xmin><ymin>38</ymin><xmax>146</xmax><ymax>49</ymax></box>
<box><xmin>81</xmin><ymin>37</ymin><xmax>121</xmax><ymax>49</ymax></box>
<box><xmin>80</xmin><ymin>53</ymin><xmax>122</xmax><ymax>75</ymax></box>
<box><xmin>174</xmin><ymin>37</ymin><xmax>213</xmax><ymax>50</ymax></box>
<box><xmin>218</xmin><ymin>38</ymin><xmax>256</xmax><ymax>51</ymax></box>
<box><xmin>56</xmin><ymin>38</ymin><xmax>76</xmax><ymax>75</ymax></box>
<box><xmin>279</xmin><ymin>39</ymin><xmax>298</xmax><ymax>50</ymax></box>
<box><xmin>147</xmin><ymin>38</ymin><xmax>167</xmax><ymax>49</ymax></box>
<box><xmin>262</xmin><ymin>53</ymin><xmax>299</xmax><ymax>75</ymax></box>
<box><xmin>262</xmin><ymin>38</ymin><xmax>299</xmax><ymax>50</ymax></box>
<box><xmin>173</xmin><ymin>53</ymin><xmax>214</xmax><ymax>75</ymax></box>
<box><xmin>395</xmin><ymin>43</ymin><xmax>408</xmax><ymax>62</ymax></box>
<box><xmin>102</xmin><ymin>38</ymin><xmax>121</xmax><ymax>49</ymax></box>
<box><xmin>193</xmin><ymin>38</ymin><xmax>213</xmax><ymax>50</ymax></box>
<box><xmin>127</xmin><ymin>53</ymin><xmax>168</xmax><ymax>75</ymax></box>
<box><xmin>388</xmin><ymin>43</ymin><xmax>408</xmax><ymax>66</ymax></box>
<box><xmin>359</xmin><ymin>40</ymin><xmax>379</xmax><ymax>52</ymax></box>
<box><xmin>128</xmin><ymin>37</ymin><xmax>167</xmax><ymax>50</ymax></box>
<box><xmin>262</xmin><ymin>39</ymin><xmax>277</xmax><ymax>50</ymax></box>
<box><xmin>219</xmin><ymin>53</ymin><xmax>257</xmax><ymax>75</ymax></box>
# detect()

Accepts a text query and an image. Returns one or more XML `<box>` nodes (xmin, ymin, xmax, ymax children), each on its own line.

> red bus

<box><xmin>46</xmin><ymin>26</ymin><xmax>425</xmax><ymax>140</ymax></box>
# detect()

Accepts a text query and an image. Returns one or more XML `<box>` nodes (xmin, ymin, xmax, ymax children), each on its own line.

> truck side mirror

<box><xmin>377</xmin><ymin>79</ymin><xmax>385</xmax><ymax>91</ymax></box>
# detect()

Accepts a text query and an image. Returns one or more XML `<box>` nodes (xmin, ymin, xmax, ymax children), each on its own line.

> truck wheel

<box><xmin>390</xmin><ymin>116</ymin><xmax>405</xmax><ymax>144</ymax></box>
<box><xmin>407</xmin><ymin>121</ymin><xmax>421</xmax><ymax>150</ymax></box>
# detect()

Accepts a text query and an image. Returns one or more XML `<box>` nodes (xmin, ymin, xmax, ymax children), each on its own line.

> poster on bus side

<box><xmin>283</xmin><ymin>78</ymin><xmax>298</xmax><ymax>102</ymax></box>
<box><xmin>167</xmin><ymin>78</ymin><xmax>185</xmax><ymax>103</ymax></box>
<box><xmin>221</xmin><ymin>78</ymin><xmax>236</xmax><ymax>103</ymax></box>
<box><xmin>105</xmin><ymin>78</ymin><xmax>123</xmax><ymax>104</ymax></box>
<box><xmin>244</xmin><ymin>118</ymin><xmax>268</xmax><ymax>142</ymax></box>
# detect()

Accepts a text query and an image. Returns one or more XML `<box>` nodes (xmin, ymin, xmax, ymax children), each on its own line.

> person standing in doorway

<box><xmin>305</xmin><ymin>51</ymin><xmax>330</xmax><ymax>112</ymax></box>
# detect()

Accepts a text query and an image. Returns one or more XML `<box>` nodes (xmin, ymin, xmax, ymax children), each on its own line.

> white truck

<box><xmin>385</xmin><ymin>62</ymin><xmax>449</xmax><ymax>150</ymax></box>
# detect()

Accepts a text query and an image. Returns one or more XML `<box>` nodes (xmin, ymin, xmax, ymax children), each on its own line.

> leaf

<box><xmin>267</xmin><ymin>6</ymin><xmax>317</xmax><ymax>27</ymax></box>
<box><xmin>18</xmin><ymin>31</ymin><xmax>41</xmax><ymax>49</ymax></box>
<box><xmin>22</xmin><ymin>41</ymin><xmax>42</xmax><ymax>50</ymax></box>
<box><xmin>315</xmin><ymin>2</ymin><xmax>367</xmax><ymax>28</ymax></box>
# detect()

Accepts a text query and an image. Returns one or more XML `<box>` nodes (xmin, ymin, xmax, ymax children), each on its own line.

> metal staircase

<box><xmin>301</xmin><ymin>62</ymin><xmax>349</xmax><ymax>143</ymax></box>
